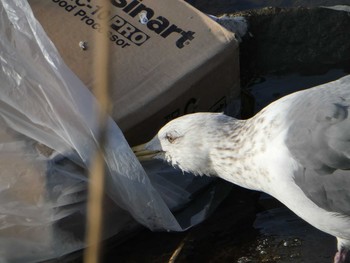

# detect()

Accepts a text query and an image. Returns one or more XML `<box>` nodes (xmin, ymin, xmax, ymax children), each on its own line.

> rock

<box><xmin>188</xmin><ymin>0</ymin><xmax>350</xmax><ymax>15</ymax></box>
<box><xmin>237</xmin><ymin>7</ymin><xmax>350</xmax><ymax>79</ymax></box>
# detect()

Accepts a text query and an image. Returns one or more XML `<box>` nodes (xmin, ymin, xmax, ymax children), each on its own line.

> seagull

<box><xmin>133</xmin><ymin>75</ymin><xmax>350</xmax><ymax>263</ymax></box>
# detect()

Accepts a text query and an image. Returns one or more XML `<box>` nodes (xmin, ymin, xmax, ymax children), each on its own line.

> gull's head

<box><xmin>133</xmin><ymin>112</ymin><xmax>234</xmax><ymax>176</ymax></box>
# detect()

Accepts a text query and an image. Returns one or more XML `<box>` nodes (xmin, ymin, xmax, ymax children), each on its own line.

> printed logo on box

<box><xmin>51</xmin><ymin>0</ymin><xmax>196</xmax><ymax>49</ymax></box>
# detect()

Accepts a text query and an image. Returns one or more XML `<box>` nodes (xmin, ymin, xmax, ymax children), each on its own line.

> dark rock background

<box><xmin>188</xmin><ymin>0</ymin><xmax>350</xmax><ymax>14</ymax></box>
<box><xmin>235</xmin><ymin>7</ymin><xmax>350</xmax><ymax>86</ymax></box>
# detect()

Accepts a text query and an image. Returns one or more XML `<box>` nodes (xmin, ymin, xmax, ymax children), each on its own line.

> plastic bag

<box><xmin>0</xmin><ymin>0</ymin><xmax>231</xmax><ymax>261</ymax></box>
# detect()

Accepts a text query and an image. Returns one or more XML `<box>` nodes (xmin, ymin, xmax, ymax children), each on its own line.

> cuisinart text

<box><xmin>52</xmin><ymin>0</ymin><xmax>196</xmax><ymax>49</ymax></box>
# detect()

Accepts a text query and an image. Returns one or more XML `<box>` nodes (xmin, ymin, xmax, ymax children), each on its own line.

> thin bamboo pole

<box><xmin>83</xmin><ymin>1</ymin><xmax>112</xmax><ymax>262</ymax></box>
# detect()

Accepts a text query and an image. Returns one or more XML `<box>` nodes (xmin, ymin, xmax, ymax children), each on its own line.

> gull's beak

<box><xmin>132</xmin><ymin>142</ymin><xmax>161</xmax><ymax>162</ymax></box>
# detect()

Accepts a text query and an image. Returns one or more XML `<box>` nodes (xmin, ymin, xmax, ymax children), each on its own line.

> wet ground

<box><xmin>252</xmin><ymin>203</ymin><xmax>335</xmax><ymax>263</ymax></box>
<box><xmin>103</xmin><ymin>187</ymin><xmax>336</xmax><ymax>263</ymax></box>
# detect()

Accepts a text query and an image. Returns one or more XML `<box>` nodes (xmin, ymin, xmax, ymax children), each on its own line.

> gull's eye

<box><xmin>165</xmin><ymin>133</ymin><xmax>176</xmax><ymax>143</ymax></box>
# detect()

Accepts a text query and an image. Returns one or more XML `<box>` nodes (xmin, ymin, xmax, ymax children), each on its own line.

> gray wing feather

<box><xmin>284</xmin><ymin>75</ymin><xmax>350</xmax><ymax>214</ymax></box>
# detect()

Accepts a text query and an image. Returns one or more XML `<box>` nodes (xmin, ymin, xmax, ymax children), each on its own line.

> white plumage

<box><xmin>133</xmin><ymin>75</ymin><xmax>350</xmax><ymax>263</ymax></box>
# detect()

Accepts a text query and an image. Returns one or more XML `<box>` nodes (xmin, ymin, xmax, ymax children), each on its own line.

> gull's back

<box><xmin>254</xmin><ymin>75</ymin><xmax>350</xmax><ymax>242</ymax></box>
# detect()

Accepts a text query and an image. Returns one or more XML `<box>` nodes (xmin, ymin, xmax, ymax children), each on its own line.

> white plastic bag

<box><xmin>0</xmin><ymin>0</ymin><xmax>231</xmax><ymax>261</ymax></box>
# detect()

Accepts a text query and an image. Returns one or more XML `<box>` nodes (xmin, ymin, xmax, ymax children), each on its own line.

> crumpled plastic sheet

<box><xmin>0</xmin><ymin>0</ymin><xmax>232</xmax><ymax>262</ymax></box>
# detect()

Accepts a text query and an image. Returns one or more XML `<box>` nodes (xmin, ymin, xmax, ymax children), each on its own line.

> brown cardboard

<box><xmin>28</xmin><ymin>0</ymin><xmax>240</xmax><ymax>145</ymax></box>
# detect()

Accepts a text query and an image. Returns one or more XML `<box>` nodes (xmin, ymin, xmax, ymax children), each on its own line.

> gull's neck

<box><xmin>209</xmin><ymin>110</ymin><xmax>289</xmax><ymax>192</ymax></box>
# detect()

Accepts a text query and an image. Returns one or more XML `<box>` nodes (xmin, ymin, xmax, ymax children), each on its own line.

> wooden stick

<box><xmin>168</xmin><ymin>236</ymin><xmax>188</xmax><ymax>263</ymax></box>
<box><xmin>84</xmin><ymin>1</ymin><xmax>111</xmax><ymax>262</ymax></box>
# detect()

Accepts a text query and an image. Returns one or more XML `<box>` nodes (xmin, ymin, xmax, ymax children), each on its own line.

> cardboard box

<box><xmin>28</xmin><ymin>0</ymin><xmax>240</xmax><ymax>144</ymax></box>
